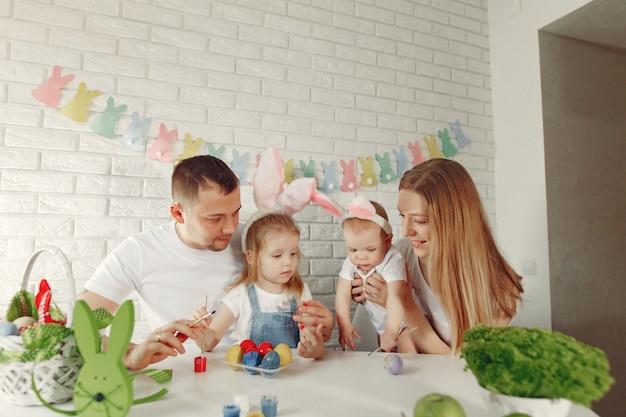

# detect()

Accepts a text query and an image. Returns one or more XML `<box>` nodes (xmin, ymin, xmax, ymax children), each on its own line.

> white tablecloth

<box><xmin>2</xmin><ymin>346</ymin><xmax>600</xmax><ymax>417</ymax></box>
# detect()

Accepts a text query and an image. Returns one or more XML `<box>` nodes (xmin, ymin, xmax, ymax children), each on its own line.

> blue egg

<box><xmin>241</xmin><ymin>351</ymin><xmax>261</xmax><ymax>375</ymax></box>
<box><xmin>259</xmin><ymin>350</ymin><xmax>281</xmax><ymax>378</ymax></box>
<box><xmin>384</xmin><ymin>353</ymin><xmax>403</xmax><ymax>375</ymax></box>
<box><xmin>0</xmin><ymin>321</ymin><xmax>19</xmax><ymax>336</ymax></box>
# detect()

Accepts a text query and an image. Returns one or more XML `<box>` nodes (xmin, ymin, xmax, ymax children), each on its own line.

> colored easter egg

<box><xmin>240</xmin><ymin>339</ymin><xmax>257</xmax><ymax>353</ymax></box>
<box><xmin>226</xmin><ymin>344</ymin><xmax>243</xmax><ymax>370</ymax></box>
<box><xmin>241</xmin><ymin>351</ymin><xmax>261</xmax><ymax>375</ymax></box>
<box><xmin>0</xmin><ymin>321</ymin><xmax>19</xmax><ymax>336</ymax></box>
<box><xmin>384</xmin><ymin>353</ymin><xmax>403</xmax><ymax>375</ymax></box>
<box><xmin>274</xmin><ymin>343</ymin><xmax>292</xmax><ymax>366</ymax></box>
<box><xmin>257</xmin><ymin>341</ymin><xmax>274</xmax><ymax>358</ymax></box>
<box><xmin>13</xmin><ymin>316</ymin><xmax>36</xmax><ymax>330</ymax></box>
<box><xmin>259</xmin><ymin>350</ymin><xmax>281</xmax><ymax>378</ymax></box>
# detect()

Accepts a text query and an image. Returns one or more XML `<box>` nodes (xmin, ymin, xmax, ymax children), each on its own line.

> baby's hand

<box><xmin>338</xmin><ymin>324</ymin><xmax>360</xmax><ymax>351</ymax></box>
<box><xmin>297</xmin><ymin>323</ymin><xmax>325</xmax><ymax>359</ymax></box>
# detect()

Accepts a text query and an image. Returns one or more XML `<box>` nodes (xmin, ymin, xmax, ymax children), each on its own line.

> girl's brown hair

<box><xmin>399</xmin><ymin>158</ymin><xmax>523</xmax><ymax>351</ymax></box>
<box><xmin>228</xmin><ymin>212</ymin><xmax>305</xmax><ymax>298</ymax></box>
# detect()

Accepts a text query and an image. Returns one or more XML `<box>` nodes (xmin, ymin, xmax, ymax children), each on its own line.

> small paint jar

<box><xmin>261</xmin><ymin>394</ymin><xmax>278</xmax><ymax>417</ymax></box>
<box><xmin>223</xmin><ymin>404</ymin><xmax>240</xmax><ymax>417</ymax></box>
<box><xmin>194</xmin><ymin>355</ymin><xmax>207</xmax><ymax>373</ymax></box>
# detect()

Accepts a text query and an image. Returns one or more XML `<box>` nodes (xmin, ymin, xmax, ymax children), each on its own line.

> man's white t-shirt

<box><xmin>84</xmin><ymin>222</ymin><xmax>244</xmax><ymax>331</ymax></box>
<box><xmin>221</xmin><ymin>283</ymin><xmax>312</xmax><ymax>344</ymax></box>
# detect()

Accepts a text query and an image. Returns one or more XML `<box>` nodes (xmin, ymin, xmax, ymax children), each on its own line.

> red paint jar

<box><xmin>194</xmin><ymin>355</ymin><xmax>207</xmax><ymax>373</ymax></box>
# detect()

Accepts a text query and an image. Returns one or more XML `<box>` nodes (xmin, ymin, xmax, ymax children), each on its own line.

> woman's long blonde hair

<box><xmin>228</xmin><ymin>212</ymin><xmax>305</xmax><ymax>298</ymax></box>
<box><xmin>399</xmin><ymin>158</ymin><xmax>523</xmax><ymax>351</ymax></box>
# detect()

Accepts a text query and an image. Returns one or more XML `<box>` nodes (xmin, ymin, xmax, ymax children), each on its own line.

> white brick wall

<box><xmin>0</xmin><ymin>0</ymin><xmax>492</xmax><ymax>347</ymax></box>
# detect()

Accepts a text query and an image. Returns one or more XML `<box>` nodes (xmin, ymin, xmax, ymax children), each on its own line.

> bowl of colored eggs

<box><xmin>224</xmin><ymin>340</ymin><xmax>295</xmax><ymax>378</ymax></box>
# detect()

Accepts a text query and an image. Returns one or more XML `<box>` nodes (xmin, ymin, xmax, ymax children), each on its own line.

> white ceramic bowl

<box><xmin>479</xmin><ymin>386</ymin><xmax>573</xmax><ymax>417</ymax></box>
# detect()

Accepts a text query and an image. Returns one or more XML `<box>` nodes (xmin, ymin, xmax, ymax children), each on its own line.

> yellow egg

<box><xmin>274</xmin><ymin>343</ymin><xmax>292</xmax><ymax>366</ymax></box>
<box><xmin>225</xmin><ymin>344</ymin><xmax>243</xmax><ymax>369</ymax></box>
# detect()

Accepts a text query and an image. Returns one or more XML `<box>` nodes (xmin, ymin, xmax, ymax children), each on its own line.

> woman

<box><xmin>353</xmin><ymin>158</ymin><xmax>523</xmax><ymax>352</ymax></box>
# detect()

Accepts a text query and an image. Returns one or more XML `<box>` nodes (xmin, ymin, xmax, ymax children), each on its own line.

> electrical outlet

<box><xmin>521</xmin><ymin>258</ymin><xmax>536</xmax><ymax>276</ymax></box>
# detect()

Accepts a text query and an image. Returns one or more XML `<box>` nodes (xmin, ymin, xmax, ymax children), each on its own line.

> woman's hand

<box><xmin>121</xmin><ymin>320</ymin><xmax>200</xmax><ymax>370</ymax></box>
<box><xmin>351</xmin><ymin>272</ymin><xmax>388</xmax><ymax>307</ymax></box>
<box><xmin>292</xmin><ymin>300</ymin><xmax>334</xmax><ymax>342</ymax></box>
<box><xmin>297</xmin><ymin>323</ymin><xmax>326</xmax><ymax>359</ymax></box>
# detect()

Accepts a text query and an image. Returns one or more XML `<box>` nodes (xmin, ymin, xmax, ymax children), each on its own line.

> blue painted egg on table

<box><xmin>384</xmin><ymin>353</ymin><xmax>403</xmax><ymax>375</ymax></box>
<box><xmin>259</xmin><ymin>350</ymin><xmax>281</xmax><ymax>378</ymax></box>
<box><xmin>242</xmin><ymin>351</ymin><xmax>261</xmax><ymax>375</ymax></box>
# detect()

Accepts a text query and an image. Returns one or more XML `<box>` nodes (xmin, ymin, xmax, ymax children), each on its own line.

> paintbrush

<box><xmin>200</xmin><ymin>296</ymin><xmax>208</xmax><ymax>357</ymax></box>
<box><xmin>367</xmin><ymin>326</ymin><xmax>419</xmax><ymax>356</ymax></box>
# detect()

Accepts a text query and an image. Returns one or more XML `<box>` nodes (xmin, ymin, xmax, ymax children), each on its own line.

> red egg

<box><xmin>257</xmin><ymin>341</ymin><xmax>274</xmax><ymax>357</ymax></box>
<box><xmin>239</xmin><ymin>339</ymin><xmax>257</xmax><ymax>353</ymax></box>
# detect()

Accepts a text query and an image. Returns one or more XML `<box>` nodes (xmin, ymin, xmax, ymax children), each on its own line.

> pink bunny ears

<box><xmin>339</xmin><ymin>195</ymin><xmax>392</xmax><ymax>235</ymax></box>
<box><xmin>242</xmin><ymin>147</ymin><xmax>343</xmax><ymax>252</ymax></box>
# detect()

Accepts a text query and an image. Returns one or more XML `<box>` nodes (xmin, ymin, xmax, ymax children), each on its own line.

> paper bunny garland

<box><xmin>242</xmin><ymin>147</ymin><xmax>343</xmax><ymax>252</ymax></box>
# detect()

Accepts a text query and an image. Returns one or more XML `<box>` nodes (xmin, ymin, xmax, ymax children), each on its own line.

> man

<box><xmin>80</xmin><ymin>155</ymin><xmax>333</xmax><ymax>370</ymax></box>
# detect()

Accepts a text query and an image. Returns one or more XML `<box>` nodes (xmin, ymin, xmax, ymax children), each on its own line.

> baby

<box><xmin>335</xmin><ymin>196</ymin><xmax>410</xmax><ymax>352</ymax></box>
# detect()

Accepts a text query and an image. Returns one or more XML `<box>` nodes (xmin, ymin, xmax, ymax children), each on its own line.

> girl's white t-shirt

<box><xmin>221</xmin><ymin>283</ymin><xmax>312</xmax><ymax>344</ymax></box>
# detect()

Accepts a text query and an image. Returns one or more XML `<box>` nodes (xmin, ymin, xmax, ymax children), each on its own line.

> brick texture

<box><xmin>0</xmin><ymin>0</ymin><xmax>492</xmax><ymax>348</ymax></box>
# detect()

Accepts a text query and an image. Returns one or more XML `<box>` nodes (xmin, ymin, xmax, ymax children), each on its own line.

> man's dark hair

<box><xmin>171</xmin><ymin>155</ymin><xmax>239</xmax><ymax>203</ymax></box>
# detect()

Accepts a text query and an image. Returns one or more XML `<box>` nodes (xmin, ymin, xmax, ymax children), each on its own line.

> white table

<box><xmin>3</xmin><ymin>347</ymin><xmax>600</xmax><ymax>417</ymax></box>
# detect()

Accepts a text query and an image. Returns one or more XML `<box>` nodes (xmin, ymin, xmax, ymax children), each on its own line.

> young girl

<box><xmin>193</xmin><ymin>212</ymin><xmax>326</xmax><ymax>359</ymax></box>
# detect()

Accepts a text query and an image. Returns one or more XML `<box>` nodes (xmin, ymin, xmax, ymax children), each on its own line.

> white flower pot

<box><xmin>479</xmin><ymin>386</ymin><xmax>573</xmax><ymax>417</ymax></box>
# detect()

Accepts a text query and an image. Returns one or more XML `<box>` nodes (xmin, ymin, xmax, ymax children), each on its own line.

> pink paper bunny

<box><xmin>340</xmin><ymin>159</ymin><xmax>360</xmax><ymax>192</ymax></box>
<box><xmin>407</xmin><ymin>140</ymin><xmax>427</xmax><ymax>166</ymax></box>
<box><xmin>61</xmin><ymin>82</ymin><xmax>101</xmax><ymax>123</ymax></box>
<box><xmin>147</xmin><ymin>123</ymin><xmax>178</xmax><ymax>162</ymax></box>
<box><xmin>32</xmin><ymin>65</ymin><xmax>75</xmax><ymax>107</ymax></box>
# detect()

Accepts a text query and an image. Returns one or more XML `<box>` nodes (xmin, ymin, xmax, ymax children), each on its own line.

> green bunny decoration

<box><xmin>73</xmin><ymin>299</ymin><xmax>134</xmax><ymax>417</ymax></box>
<box><xmin>34</xmin><ymin>300</ymin><xmax>168</xmax><ymax>417</ymax></box>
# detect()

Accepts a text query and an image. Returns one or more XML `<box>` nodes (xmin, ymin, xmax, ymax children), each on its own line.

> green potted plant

<box><xmin>461</xmin><ymin>324</ymin><xmax>614</xmax><ymax>417</ymax></box>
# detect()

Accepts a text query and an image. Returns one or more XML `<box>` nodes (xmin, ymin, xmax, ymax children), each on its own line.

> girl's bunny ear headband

<box><xmin>339</xmin><ymin>195</ymin><xmax>393</xmax><ymax>235</ymax></box>
<box><xmin>242</xmin><ymin>147</ymin><xmax>344</xmax><ymax>252</ymax></box>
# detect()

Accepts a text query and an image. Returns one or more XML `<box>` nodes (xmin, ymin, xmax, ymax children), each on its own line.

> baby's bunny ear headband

<box><xmin>242</xmin><ymin>147</ymin><xmax>344</xmax><ymax>252</ymax></box>
<box><xmin>339</xmin><ymin>195</ymin><xmax>393</xmax><ymax>235</ymax></box>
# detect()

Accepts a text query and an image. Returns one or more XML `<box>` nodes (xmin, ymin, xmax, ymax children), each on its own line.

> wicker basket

<box><xmin>0</xmin><ymin>246</ymin><xmax>82</xmax><ymax>406</ymax></box>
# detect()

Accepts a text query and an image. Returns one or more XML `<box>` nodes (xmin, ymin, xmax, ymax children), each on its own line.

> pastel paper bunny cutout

<box><xmin>392</xmin><ymin>146</ymin><xmax>412</xmax><ymax>177</ymax></box>
<box><xmin>207</xmin><ymin>143</ymin><xmax>225</xmax><ymax>159</ymax></box>
<box><xmin>119</xmin><ymin>111</ymin><xmax>151</xmax><ymax>152</ymax></box>
<box><xmin>176</xmin><ymin>133</ymin><xmax>204</xmax><ymax>164</ymax></box>
<box><xmin>407</xmin><ymin>140</ymin><xmax>427</xmax><ymax>166</ymax></box>
<box><xmin>340</xmin><ymin>159</ymin><xmax>360</xmax><ymax>192</ymax></box>
<box><xmin>243</xmin><ymin>147</ymin><xmax>343</xmax><ymax>251</ymax></box>
<box><xmin>231</xmin><ymin>149</ymin><xmax>249</xmax><ymax>185</ymax></box>
<box><xmin>61</xmin><ymin>82</ymin><xmax>101</xmax><ymax>123</ymax></box>
<box><xmin>358</xmin><ymin>156</ymin><xmax>378</xmax><ymax>188</ymax></box>
<box><xmin>424</xmin><ymin>135</ymin><xmax>444</xmax><ymax>159</ymax></box>
<box><xmin>320</xmin><ymin>160</ymin><xmax>340</xmax><ymax>193</ymax></box>
<box><xmin>438</xmin><ymin>127</ymin><xmax>458</xmax><ymax>158</ymax></box>
<box><xmin>299</xmin><ymin>159</ymin><xmax>315</xmax><ymax>178</ymax></box>
<box><xmin>147</xmin><ymin>123</ymin><xmax>177</xmax><ymax>162</ymax></box>
<box><xmin>450</xmin><ymin>119</ymin><xmax>471</xmax><ymax>149</ymax></box>
<box><xmin>283</xmin><ymin>158</ymin><xmax>294</xmax><ymax>184</ymax></box>
<box><xmin>32</xmin><ymin>65</ymin><xmax>75</xmax><ymax>107</ymax></box>
<box><xmin>73</xmin><ymin>299</ymin><xmax>134</xmax><ymax>417</ymax></box>
<box><xmin>375</xmin><ymin>152</ymin><xmax>397</xmax><ymax>184</ymax></box>
<box><xmin>90</xmin><ymin>97</ymin><xmax>127</xmax><ymax>139</ymax></box>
